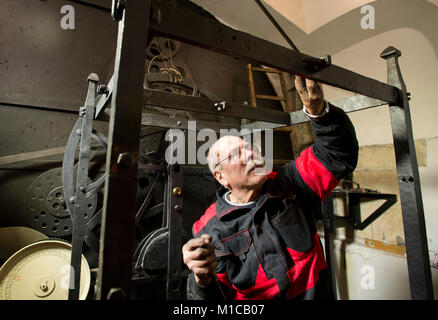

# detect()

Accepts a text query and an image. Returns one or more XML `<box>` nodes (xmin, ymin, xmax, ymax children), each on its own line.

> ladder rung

<box><xmin>251</xmin><ymin>66</ymin><xmax>281</xmax><ymax>73</ymax></box>
<box><xmin>255</xmin><ymin>94</ymin><xmax>287</xmax><ymax>101</ymax></box>
<box><xmin>274</xmin><ymin>126</ymin><xmax>294</xmax><ymax>132</ymax></box>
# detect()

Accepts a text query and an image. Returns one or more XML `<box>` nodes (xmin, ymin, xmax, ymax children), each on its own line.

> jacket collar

<box><xmin>215</xmin><ymin>171</ymin><xmax>285</xmax><ymax>219</ymax></box>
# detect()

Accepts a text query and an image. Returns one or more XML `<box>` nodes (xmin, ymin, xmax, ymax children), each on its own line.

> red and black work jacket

<box><xmin>187</xmin><ymin>104</ymin><xmax>359</xmax><ymax>300</ymax></box>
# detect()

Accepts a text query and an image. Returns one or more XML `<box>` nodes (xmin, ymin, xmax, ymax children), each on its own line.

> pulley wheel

<box><xmin>0</xmin><ymin>240</ymin><xmax>90</xmax><ymax>300</ymax></box>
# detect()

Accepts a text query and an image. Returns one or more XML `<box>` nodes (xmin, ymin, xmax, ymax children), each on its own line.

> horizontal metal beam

<box><xmin>243</xmin><ymin>94</ymin><xmax>387</xmax><ymax>130</ymax></box>
<box><xmin>142</xmin><ymin>89</ymin><xmax>388</xmax><ymax>132</ymax></box>
<box><xmin>149</xmin><ymin>1</ymin><xmax>401</xmax><ymax>104</ymax></box>
<box><xmin>141</xmin><ymin>113</ymin><xmax>239</xmax><ymax>132</ymax></box>
<box><xmin>143</xmin><ymin>89</ymin><xmax>291</xmax><ymax>125</ymax></box>
<box><xmin>331</xmin><ymin>95</ymin><xmax>387</xmax><ymax>113</ymax></box>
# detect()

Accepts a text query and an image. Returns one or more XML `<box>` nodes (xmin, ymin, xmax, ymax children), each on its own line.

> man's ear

<box><xmin>213</xmin><ymin>170</ymin><xmax>229</xmax><ymax>188</ymax></box>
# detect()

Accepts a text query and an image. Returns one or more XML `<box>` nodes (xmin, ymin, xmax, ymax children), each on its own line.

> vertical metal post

<box><xmin>322</xmin><ymin>193</ymin><xmax>337</xmax><ymax>300</ymax></box>
<box><xmin>96</xmin><ymin>0</ymin><xmax>151</xmax><ymax>300</ymax></box>
<box><xmin>348</xmin><ymin>193</ymin><xmax>361</xmax><ymax>228</ymax></box>
<box><xmin>166</xmin><ymin>163</ymin><xmax>183</xmax><ymax>299</ymax></box>
<box><xmin>381</xmin><ymin>46</ymin><xmax>433</xmax><ymax>299</ymax></box>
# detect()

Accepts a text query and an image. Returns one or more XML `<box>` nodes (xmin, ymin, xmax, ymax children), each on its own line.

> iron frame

<box><xmin>94</xmin><ymin>0</ymin><xmax>433</xmax><ymax>300</ymax></box>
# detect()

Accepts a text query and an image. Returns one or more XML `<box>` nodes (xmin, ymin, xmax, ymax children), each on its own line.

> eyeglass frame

<box><xmin>214</xmin><ymin>142</ymin><xmax>262</xmax><ymax>169</ymax></box>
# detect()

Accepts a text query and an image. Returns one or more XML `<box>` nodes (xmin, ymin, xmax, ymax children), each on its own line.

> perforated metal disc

<box><xmin>0</xmin><ymin>240</ymin><xmax>90</xmax><ymax>300</ymax></box>
<box><xmin>146</xmin><ymin>37</ymin><xmax>181</xmax><ymax>61</ymax></box>
<box><xmin>24</xmin><ymin>168</ymin><xmax>98</xmax><ymax>237</ymax></box>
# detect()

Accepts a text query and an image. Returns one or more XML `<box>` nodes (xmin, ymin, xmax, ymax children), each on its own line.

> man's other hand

<box><xmin>182</xmin><ymin>234</ymin><xmax>218</xmax><ymax>286</ymax></box>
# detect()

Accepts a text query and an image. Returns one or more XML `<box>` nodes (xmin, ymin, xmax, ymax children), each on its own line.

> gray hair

<box><xmin>207</xmin><ymin>135</ymin><xmax>240</xmax><ymax>174</ymax></box>
<box><xmin>206</xmin><ymin>138</ymin><xmax>222</xmax><ymax>173</ymax></box>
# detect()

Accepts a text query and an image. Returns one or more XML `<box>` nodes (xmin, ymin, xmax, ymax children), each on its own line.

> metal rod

<box><xmin>254</xmin><ymin>0</ymin><xmax>300</xmax><ymax>52</ymax></box>
<box><xmin>322</xmin><ymin>194</ymin><xmax>338</xmax><ymax>300</ymax></box>
<box><xmin>166</xmin><ymin>163</ymin><xmax>183</xmax><ymax>299</ymax></box>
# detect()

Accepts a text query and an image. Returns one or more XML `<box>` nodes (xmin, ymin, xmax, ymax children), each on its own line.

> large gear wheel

<box><xmin>0</xmin><ymin>239</ymin><xmax>90</xmax><ymax>300</ymax></box>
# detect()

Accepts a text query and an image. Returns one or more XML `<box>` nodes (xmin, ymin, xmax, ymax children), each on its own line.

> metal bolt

<box><xmin>174</xmin><ymin>204</ymin><xmax>182</xmax><ymax>212</ymax></box>
<box><xmin>176</xmin><ymin>121</ymin><xmax>182</xmax><ymax>126</ymax></box>
<box><xmin>69</xmin><ymin>196</ymin><xmax>76</xmax><ymax>203</ymax></box>
<box><xmin>75</xmin><ymin>129</ymin><xmax>82</xmax><ymax>135</ymax></box>
<box><xmin>97</xmin><ymin>85</ymin><xmax>109</xmax><ymax>95</ymax></box>
<box><xmin>79</xmin><ymin>186</ymin><xmax>86</xmax><ymax>192</ymax></box>
<box><xmin>172</xmin><ymin>187</ymin><xmax>182</xmax><ymax>197</ymax></box>
<box><xmin>117</xmin><ymin>152</ymin><xmax>134</xmax><ymax>168</ymax></box>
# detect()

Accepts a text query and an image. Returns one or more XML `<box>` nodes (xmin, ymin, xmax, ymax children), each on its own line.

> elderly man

<box><xmin>182</xmin><ymin>76</ymin><xmax>358</xmax><ymax>300</ymax></box>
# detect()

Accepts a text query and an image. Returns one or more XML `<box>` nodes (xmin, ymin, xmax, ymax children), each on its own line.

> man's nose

<box><xmin>241</xmin><ymin>147</ymin><xmax>254</xmax><ymax>163</ymax></box>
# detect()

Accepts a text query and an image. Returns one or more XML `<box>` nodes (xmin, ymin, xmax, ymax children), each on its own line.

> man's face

<box><xmin>212</xmin><ymin>136</ymin><xmax>268</xmax><ymax>191</ymax></box>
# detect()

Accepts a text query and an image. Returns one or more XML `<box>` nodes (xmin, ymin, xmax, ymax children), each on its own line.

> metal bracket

<box><xmin>348</xmin><ymin>192</ymin><xmax>397</xmax><ymax>230</ymax></box>
<box><xmin>214</xmin><ymin>101</ymin><xmax>226</xmax><ymax>111</ymax></box>
<box><xmin>323</xmin><ymin>190</ymin><xmax>397</xmax><ymax>231</ymax></box>
<box><xmin>95</xmin><ymin>74</ymin><xmax>114</xmax><ymax>119</ymax></box>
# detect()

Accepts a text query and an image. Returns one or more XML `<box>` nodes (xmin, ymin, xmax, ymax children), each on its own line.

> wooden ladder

<box><xmin>247</xmin><ymin>63</ymin><xmax>310</xmax><ymax>161</ymax></box>
<box><xmin>247</xmin><ymin>63</ymin><xmax>291</xmax><ymax>109</ymax></box>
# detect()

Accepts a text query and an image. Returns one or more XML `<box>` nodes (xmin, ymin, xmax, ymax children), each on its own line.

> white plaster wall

<box><xmin>322</xmin><ymin>239</ymin><xmax>438</xmax><ymax>299</ymax></box>
<box><xmin>324</xmin><ymin>28</ymin><xmax>438</xmax><ymax>145</ymax></box>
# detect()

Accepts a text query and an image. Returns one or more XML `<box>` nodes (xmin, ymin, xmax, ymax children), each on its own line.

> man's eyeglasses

<box><xmin>215</xmin><ymin>143</ymin><xmax>262</xmax><ymax>169</ymax></box>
